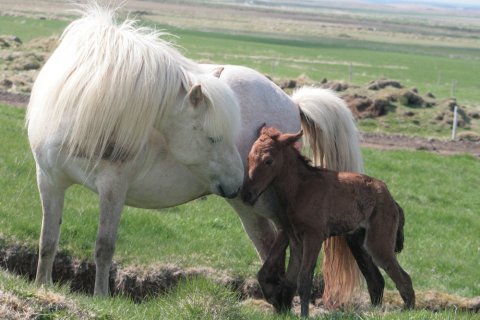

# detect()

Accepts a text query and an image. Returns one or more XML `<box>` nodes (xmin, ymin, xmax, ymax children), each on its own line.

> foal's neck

<box><xmin>273</xmin><ymin>147</ymin><xmax>311</xmax><ymax>203</ymax></box>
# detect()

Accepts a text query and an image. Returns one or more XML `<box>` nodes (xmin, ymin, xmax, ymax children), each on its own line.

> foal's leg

<box><xmin>298</xmin><ymin>234</ymin><xmax>324</xmax><ymax>318</ymax></box>
<box><xmin>35</xmin><ymin>168</ymin><xmax>70</xmax><ymax>285</ymax></box>
<box><xmin>345</xmin><ymin>229</ymin><xmax>385</xmax><ymax>306</ymax></box>
<box><xmin>93</xmin><ymin>166</ymin><xmax>128</xmax><ymax>296</ymax></box>
<box><xmin>280</xmin><ymin>235</ymin><xmax>303</xmax><ymax>312</ymax></box>
<box><xmin>365</xmin><ymin>215</ymin><xmax>415</xmax><ymax>309</ymax></box>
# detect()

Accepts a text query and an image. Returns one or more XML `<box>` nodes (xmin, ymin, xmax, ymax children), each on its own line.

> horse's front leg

<box><xmin>35</xmin><ymin>167</ymin><xmax>71</xmax><ymax>285</ymax></box>
<box><xmin>228</xmin><ymin>195</ymin><xmax>279</xmax><ymax>262</ymax></box>
<box><xmin>257</xmin><ymin>229</ymin><xmax>288</xmax><ymax>309</ymax></box>
<box><xmin>94</xmin><ymin>166</ymin><xmax>128</xmax><ymax>296</ymax></box>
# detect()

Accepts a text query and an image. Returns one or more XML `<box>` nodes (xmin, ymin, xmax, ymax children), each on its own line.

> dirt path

<box><xmin>360</xmin><ymin>132</ymin><xmax>480</xmax><ymax>158</ymax></box>
<box><xmin>3</xmin><ymin>90</ymin><xmax>479</xmax><ymax>157</ymax></box>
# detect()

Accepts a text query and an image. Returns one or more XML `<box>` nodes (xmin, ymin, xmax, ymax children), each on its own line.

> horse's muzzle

<box><xmin>217</xmin><ymin>184</ymin><xmax>240</xmax><ymax>199</ymax></box>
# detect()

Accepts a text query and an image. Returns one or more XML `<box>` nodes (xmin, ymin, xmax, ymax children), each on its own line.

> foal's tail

<box><xmin>395</xmin><ymin>201</ymin><xmax>405</xmax><ymax>253</ymax></box>
<box><xmin>292</xmin><ymin>86</ymin><xmax>363</xmax><ymax>309</ymax></box>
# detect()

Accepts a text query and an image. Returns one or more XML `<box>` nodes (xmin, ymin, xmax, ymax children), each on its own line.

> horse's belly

<box><xmin>124</xmin><ymin>164</ymin><xmax>208</xmax><ymax>209</ymax></box>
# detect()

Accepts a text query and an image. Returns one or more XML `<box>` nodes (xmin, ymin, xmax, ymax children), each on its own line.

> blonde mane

<box><xmin>26</xmin><ymin>3</ymin><xmax>239</xmax><ymax>165</ymax></box>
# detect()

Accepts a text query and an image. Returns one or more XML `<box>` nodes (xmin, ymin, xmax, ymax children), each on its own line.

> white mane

<box><xmin>26</xmin><ymin>3</ymin><xmax>239</xmax><ymax>164</ymax></box>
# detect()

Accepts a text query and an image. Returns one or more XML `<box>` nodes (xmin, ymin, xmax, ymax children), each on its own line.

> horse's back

<box><xmin>214</xmin><ymin>65</ymin><xmax>301</xmax><ymax>161</ymax></box>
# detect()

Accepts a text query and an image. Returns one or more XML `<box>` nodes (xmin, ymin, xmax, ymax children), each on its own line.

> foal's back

<box><xmin>294</xmin><ymin>168</ymin><xmax>398</xmax><ymax>236</ymax></box>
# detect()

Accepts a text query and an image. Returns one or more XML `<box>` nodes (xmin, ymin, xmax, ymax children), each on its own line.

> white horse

<box><xmin>27</xmin><ymin>4</ymin><xmax>363</xmax><ymax>305</ymax></box>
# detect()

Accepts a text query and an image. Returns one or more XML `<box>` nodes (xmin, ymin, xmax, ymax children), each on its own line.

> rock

<box><xmin>398</xmin><ymin>89</ymin><xmax>424</xmax><ymax>106</ymax></box>
<box><xmin>468</xmin><ymin>111</ymin><xmax>480</xmax><ymax>119</ymax></box>
<box><xmin>0</xmin><ymin>35</ymin><xmax>22</xmax><ymax>48</ymax></box>
<box><xmin>457</xmin><ymin>131</ymin><xmax>480</xmax><ymax>142</ymax></box>
<box><xmin>280</xmin><ymin>79</ymin><xmax>297</xmax><ymax>89</ymax></box>
<box><xmin>344</xmin><ymin>95</ymin><xmax>390</xmax><ymax>118</ymax></box>
<box><xmin>321</xmin><ymin>80</ymin><xmax>349</xmax><ymax>92</ymax></box>
<box><xmin>367</xmin><ymin>79</ymin><xmax>403</xmax><ymax>90</ymax></box>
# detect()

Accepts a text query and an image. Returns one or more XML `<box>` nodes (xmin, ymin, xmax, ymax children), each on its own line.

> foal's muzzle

<box><xmin>241</xmin><ymin>188</ymin><xmax>258</xmax><ymax>206</ymax></box>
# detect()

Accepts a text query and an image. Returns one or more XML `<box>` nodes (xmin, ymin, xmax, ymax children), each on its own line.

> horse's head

<box><xmin>242</xmin><ymin>125</ymin><xmax>303</xmax><ymax>205</ymax></box>
<box><xmin>165</xmin><ymin>73</ymin><xmax>243</xmax><ymax>198</ymax></box>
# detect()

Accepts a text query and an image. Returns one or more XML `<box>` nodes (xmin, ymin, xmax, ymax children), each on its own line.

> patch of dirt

<box><xmin>0</xmin><ymin>241</ymin><xmax>479</xmax><ymax>313</ymax></box>
<box><xmin>360</xmin><ymin>132</ymin><xmax>480</xmax><ymax>157</ymax></box>
<box><xmin>0</xmin><ymin>91</ymin><xmax>30</xmax><ymax>108</ymax></box>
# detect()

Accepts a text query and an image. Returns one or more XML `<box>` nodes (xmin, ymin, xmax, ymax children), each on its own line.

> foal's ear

<box><xmin>188</xmin><ymin>84</ymin><xmax>204</xmax><ymax>107</ymax></box>
<box><xmin>279</xmin><ymin>130</ymin><xmax>303</xmax><ymax>146</ymax></box>
<box><xmin>257</xmin><ymin>123</ymin><xmax>267</xmax><ymax>137</ymax></box>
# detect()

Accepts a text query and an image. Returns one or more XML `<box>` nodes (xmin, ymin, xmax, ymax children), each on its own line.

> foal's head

<box><xmin>242</xmin><ymin>125</ymin><xmax>303</xmax><ymax>205</ymax></box>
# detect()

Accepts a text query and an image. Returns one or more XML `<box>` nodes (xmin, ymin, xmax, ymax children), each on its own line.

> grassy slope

<box><xmin>1</xmin><ymin>103</ymin><xmax>479</xmax><ymax>298</ymax></box>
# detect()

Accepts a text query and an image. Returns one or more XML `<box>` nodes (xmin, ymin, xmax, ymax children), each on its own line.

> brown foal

<box><xmin>241</xmin><ymin>126</ymin><xmax>415</xmax><ymax>317</ymax></box>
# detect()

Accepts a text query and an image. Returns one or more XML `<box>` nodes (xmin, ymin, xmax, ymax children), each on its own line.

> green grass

<box><xmin>160</xmin><ymin>26</ymin><xmax>480</xmax><ymax>105</ymax></box>
<box><xmin>0</xmin><ymin>15</ymin><xmax>68</xmax><ymax>42</ymax></box>
<box><xmin>1</xmin><ymin>269</ymin><xmax>478</xmax><ymax>319</ymax></box>
<box><xmin>1</xmin><ymin>103</ymin><xmax>479</xmax><ymax>299</ymax></box>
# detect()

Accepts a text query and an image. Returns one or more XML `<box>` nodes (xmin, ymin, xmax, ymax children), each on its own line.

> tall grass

<box><xmin>1</xmin><ymin>269</ymin><xmax>477</xmax><ymax>319</ymax></box>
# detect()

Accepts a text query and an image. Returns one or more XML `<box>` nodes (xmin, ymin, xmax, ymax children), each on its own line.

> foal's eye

<box><xmin>265</xmin><ymin>158</ymin><xmax>273</xmax><ymax>166</ymax></box>
<box><xmin>208</xmin><ymin>136</ymin><xmax>223</xmax><ymax>144</ymax></box>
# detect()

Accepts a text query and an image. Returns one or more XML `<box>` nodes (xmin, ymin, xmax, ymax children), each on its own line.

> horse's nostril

<box><xmin>217</xmin><ymin>184</ymin><xmax>226</xmax><ymax>197</ymax></box>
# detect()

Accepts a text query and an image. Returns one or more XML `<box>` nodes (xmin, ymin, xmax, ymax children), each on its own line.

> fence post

<box><xmin>451</xmin><ymin>105</ymin><xmax>458</xmax><ymax>140</ymax></box>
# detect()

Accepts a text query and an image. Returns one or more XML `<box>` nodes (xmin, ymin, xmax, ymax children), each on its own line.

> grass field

<box><xmin>0</xmin><ymin>11</ymin><xmax>479</xmax><ymax>105</ymax></box>
<box><xmin>1</xmin><ymin>2</ymin><xmax>479</xmax><ymax>318</ymax></box>
<box><xmin>1</xmin><ymin>102</ymin><xmax>479</xmax><ymax>299</ymax></box>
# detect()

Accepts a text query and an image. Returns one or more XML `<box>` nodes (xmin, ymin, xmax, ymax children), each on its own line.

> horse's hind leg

<box><xmin>93</xmin><ymin>167</ymin><xmax>128</xmax><ymax>296</ymax></box>
<box><xmin>35</xmin><ymin>167</ymin><xmax>70</xmax><ymax>285</ymax></box>
<box><xmin>345</xmin><ymin>229</ymin><xmax>385</xmax><ymax>306</ymax></box>
<box><xmin>365</xmin><ymin>216</ymin><xmax>415</xmax><ymax>309</ymax></box>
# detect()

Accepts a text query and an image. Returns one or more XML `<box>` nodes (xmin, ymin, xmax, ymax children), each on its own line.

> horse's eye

<box><xmin>208</xmin><ymin>136</ymin><xmax>223</xmax><ymax>144</ymax></box>
<box><xmin>265</xmin><ymin>158</ymin><xmax>273</xmax><ymax>166</ymax></box>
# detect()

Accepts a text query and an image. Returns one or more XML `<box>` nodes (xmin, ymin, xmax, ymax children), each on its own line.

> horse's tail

<box><xmin>292</xmin><ymin>86</ymin><xmax>363</xmax><ymax>309</ymax></box>
<box><xmin>395</xmin><ymin>201</ymin><xmax>405</xmax><ymax>253</ymax></box>
<box><xmin>26</xmin><ymin>3</ymin><xmax>194</xmax><ymax>165</ymax></box>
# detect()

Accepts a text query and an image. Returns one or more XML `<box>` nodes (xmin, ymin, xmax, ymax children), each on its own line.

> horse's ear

<box><xmin>188</xmin><ymin>84</ymin><xmax>203</xmax><ymax>107</ymax></box>
<box><xmin>211</xmin><ymin>66</ymin><xmax>224</xmax><ymax>78</ymax></box>
<box><xmin>279</xmin><ymin>130</ymin><xmax>303</xmax><ymax>146</ymax></box>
